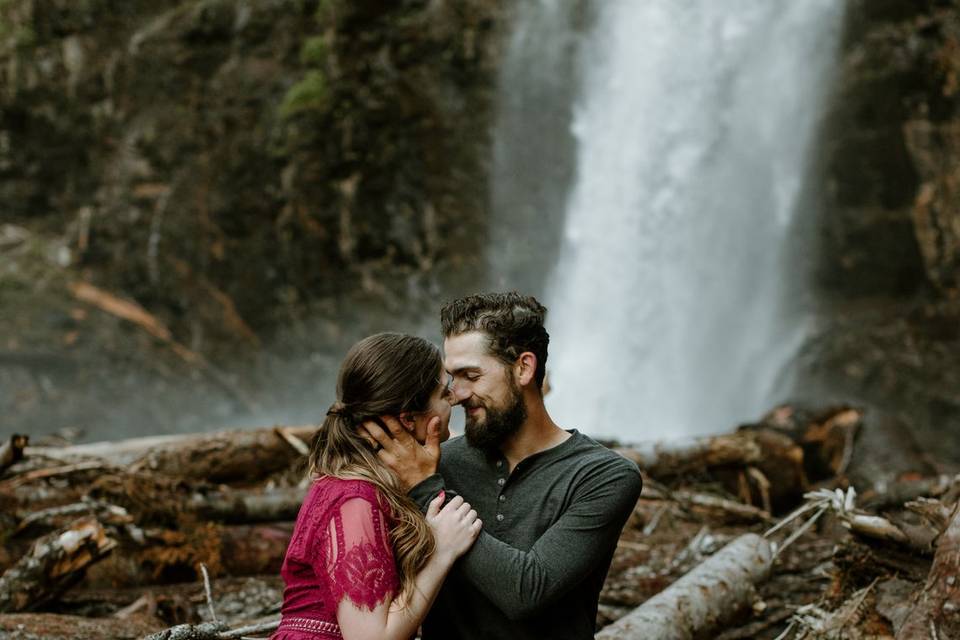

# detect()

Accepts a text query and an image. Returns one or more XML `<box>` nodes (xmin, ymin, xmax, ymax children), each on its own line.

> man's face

<box><xmin>443</xmin><ymin>331</ymin><xmax>527</xmax><ymax>453</ymax></box>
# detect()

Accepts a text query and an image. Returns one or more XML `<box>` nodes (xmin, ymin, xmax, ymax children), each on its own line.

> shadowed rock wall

<box><xmin>798</xmin><ymin>0</ymin><xmax>960</xmax><ymax>467</ymax></box>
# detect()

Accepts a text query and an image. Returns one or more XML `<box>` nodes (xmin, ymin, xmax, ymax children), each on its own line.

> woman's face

<box><xmin>410</xmin><ymin>377</ymin><xmax>454</xmax><ymax>444</ymax></box>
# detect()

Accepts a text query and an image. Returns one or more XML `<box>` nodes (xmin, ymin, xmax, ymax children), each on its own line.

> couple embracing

<box><xmin>272</xmin><ymin>292</ymin><xmax>643</xmax><ymax>640</ymax></box>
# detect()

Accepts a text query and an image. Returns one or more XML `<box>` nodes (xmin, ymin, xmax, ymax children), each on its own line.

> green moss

<box><xmin>300</xmin><ymin>34</ymin><xmax>327</xmax><ymax>67</ymax></box>
<box><xmin>280</xmin><ymin>70</ymin><xmax>327</xmax><ymax>119</ymax></box>
<box><xmin>314</xmin><ymin>0</ymin><xmax>337</xmax><ymax>22</ymax></box>
<box><xmin>13</xmin><ymin>24</ymin><xmax>34</xmax><ymax>49</ymax></box>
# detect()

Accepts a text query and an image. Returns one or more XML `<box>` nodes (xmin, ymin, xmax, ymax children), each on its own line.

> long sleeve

<box><xmin>408</xmin><ymin>451</ymin><xmax>643</xmax><ymax>620</ymax></box>
<box><xmin>457</xmin><ymin>462</ymin><xmax>641</xmax><ymax>619</ymax></box>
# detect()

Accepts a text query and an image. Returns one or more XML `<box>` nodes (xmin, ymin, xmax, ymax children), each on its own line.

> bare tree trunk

<box><xmin>188</xmin><ymin>487</ymin><xmax>306</xmax><ymax>523</ymax></box>
<box><xmin>595</xmin><ymin>533</ymin><xmax>774</xmax><ymax>640</ymax></box>
<box><xmin>24</xmin><ymin>425</ymin><xmax>316</xmax><ymax>483</ymax></box>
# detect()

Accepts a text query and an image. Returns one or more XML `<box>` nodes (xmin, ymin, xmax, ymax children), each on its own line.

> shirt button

<box><xmin>497</xmin><ymin>478</ymin><xmax>505</xmax><ymax>486</ymax></box>
<box><xmin>496</xmin><ymin>460</ymin><xmax>503</xmax><ymax>468</ymax></box>
<box><xmin>498</xmin><ymin>495</ymin><xmax>506</xmax><ymax>502</ymax></box>
<box><xmin>496</xmin><ymin>514</ymin><xmax>504</xmax><ymax>522</ymax></box>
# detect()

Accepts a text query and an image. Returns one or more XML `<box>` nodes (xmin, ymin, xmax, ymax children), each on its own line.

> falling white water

<box><xmin>537</xmin><ymin>1</ymin><xmax>844</xmax><ymax>440</ymax></box>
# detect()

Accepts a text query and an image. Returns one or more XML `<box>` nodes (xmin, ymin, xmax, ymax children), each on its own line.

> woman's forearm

<box><xmin>382</xmin><ymin>551</ymin><xmax>455</xmax><ymax>639</ymax></box>
<box><xmin>338</xmin><ymin>551</ymin><xmax>456</xmax><ymax>640</ymax></box>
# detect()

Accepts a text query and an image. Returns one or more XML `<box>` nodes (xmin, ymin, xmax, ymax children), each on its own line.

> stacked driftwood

<box><xmin>0</xmin><ymin>406</ymin><xmax>957</xmax><ymax>639</ymax></box>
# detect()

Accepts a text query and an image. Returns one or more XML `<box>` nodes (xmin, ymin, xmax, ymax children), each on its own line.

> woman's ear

<box><xmin>398</xmin><ymin>412</ymin><xmax>416</xmax><ymax>431</ymax></box>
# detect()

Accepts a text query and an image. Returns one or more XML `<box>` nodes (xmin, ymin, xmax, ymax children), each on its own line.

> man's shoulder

<box><xmin>569</xmin><ymin>431</ymin><xmax>640</xmax><ymax>467</ymax></box>
<box><xmin>564</xmin><ymin>432</ymin><xmax>643</xmax><ymax>488</ymax></box>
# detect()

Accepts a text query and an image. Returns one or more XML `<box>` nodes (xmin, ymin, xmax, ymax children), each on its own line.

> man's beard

<box><xmin>464</xmin><ymin>379</ymin><xmax>526</xmax><ymax>455</ymax></box>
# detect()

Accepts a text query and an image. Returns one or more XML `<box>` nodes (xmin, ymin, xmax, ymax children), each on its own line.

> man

<box><xmin>365</xmin><ymin>292</ymin><xmax>642</xmax><ymax>639</ymax></box>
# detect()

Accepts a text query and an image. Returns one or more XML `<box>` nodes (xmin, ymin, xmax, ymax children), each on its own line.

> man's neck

<box><xmin>501</xmin><ymin>396</ymin><xmax>571</xmax><ymax>471</ymax></box>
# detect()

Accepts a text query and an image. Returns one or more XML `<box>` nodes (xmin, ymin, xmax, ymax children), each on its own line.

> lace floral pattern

<box><xmin>276</xmin><ymin>478</ymin><xmax>399</xmax><ymax>629</ymax></box>
<box><xmin>328</xmin><ymin>539</ymin><xmax>397</xmax><ymax>610</ymax></box>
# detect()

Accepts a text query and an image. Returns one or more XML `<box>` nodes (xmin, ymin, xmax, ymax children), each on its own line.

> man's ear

<box><xmin>398</xmin><ymin>413</ymin><xmax>416</xmax><ymax>431</ymax></box>
<box><xmin>515</xmin><ymin>352</ymin><xmax>537</xmax><ymax>387</ymax></box>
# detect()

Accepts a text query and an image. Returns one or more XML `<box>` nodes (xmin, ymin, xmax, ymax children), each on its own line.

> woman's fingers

<box><xmin>427</xmin><ymin>491</ymin><xmax>445</xmax><ymax>519</ymax></box>
<box><xmin>440</xmin><ymin>495</ymin><xmax>464</xmax><ymax>514</ymax></box>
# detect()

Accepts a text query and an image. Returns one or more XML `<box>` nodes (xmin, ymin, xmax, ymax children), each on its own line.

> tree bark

<box><xmin>595</xmin><ymin>533</ymin><xmax>774</xmax><ymax>640</ymax></box>
<box><xmin>0</xmin><ymin>612</ymin><xmax>163</xmax><ymax>639</ymax></box>
<box><xmin>24</xmin><ymin>426</ymin><xmax>317</xmax><ymax>483</ymax></box>
<box><xmin>188</xmin><ymin>487</ymin><xmax>306</xmax><ymax>523</ymax></box>
<box><xmin>0</xmin><ymin>517</ymin><xmax>116</xmax><ymax>613</ymax></box>
<box><xmin>896</xmin><ymin>501</ymin><xmax>960</xmax><ymax>638</ymax></box>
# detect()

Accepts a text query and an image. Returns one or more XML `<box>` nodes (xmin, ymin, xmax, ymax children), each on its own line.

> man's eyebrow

<box><xmin>446</xmin><ymin>365</ymin><xmax>482</xmax><ymax>375</ymax></box>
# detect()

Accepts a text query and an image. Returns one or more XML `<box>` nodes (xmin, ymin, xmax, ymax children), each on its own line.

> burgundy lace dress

<box><xmin>271</xmin><ymin>477</ymin><xmax>399</xmax><ymax>639</ymax></box>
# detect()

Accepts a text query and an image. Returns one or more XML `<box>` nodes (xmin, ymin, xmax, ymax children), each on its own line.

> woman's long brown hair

<box><xmin>307</xmin><ymin>333</ymin><xmax>442</xmax><ymax>602</ymax></box>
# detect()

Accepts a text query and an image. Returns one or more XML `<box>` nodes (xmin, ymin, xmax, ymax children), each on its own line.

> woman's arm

<box><xmin>335</xmin><ymin>494</ymin><xmax>480</xmax><ymax>640</ymax></box>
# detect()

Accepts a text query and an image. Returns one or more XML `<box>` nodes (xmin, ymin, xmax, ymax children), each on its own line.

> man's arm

<box><xmin>457</xmin><ymin>460</ymin><xmax>641</xmax><ymax>620</ymax></box>
<box><xmin>368</xmin><ymin>418</ymin><xmax>643</xmax><ymax>619</ymax></box>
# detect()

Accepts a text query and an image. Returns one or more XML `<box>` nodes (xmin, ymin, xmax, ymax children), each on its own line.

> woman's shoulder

<box><xmin>309</xmin><ymin>476</ymin><xmax>385</xmax><ymax>508</ymax></box>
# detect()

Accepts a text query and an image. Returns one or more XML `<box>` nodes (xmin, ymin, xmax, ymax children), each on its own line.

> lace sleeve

<box><xmin>324</xmin><ymin>495</ymin><xmax>399</xmax><ymax>611</ymax></box>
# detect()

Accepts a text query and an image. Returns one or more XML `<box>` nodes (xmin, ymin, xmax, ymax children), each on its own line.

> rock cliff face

<box><xmin>0</xmin><ymin>0</ymin><xmax>504</xmax><ymax>437</ymax></box>
<box><xmin>1</xmin><ymin>0</ymin><xmax>501</xmax><ymax>348</ymax></box>
<box><xmin>798</xmin><ymin>0</ymin><xmax>960</xmax><ymax>466</ymax></box>
<box><xmin>2</xmin><ymin>0</ymin><xmax>959</xmax><ymax>455</ymax></box>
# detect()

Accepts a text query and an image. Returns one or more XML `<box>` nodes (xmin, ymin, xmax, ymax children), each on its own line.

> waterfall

<box><xmin>492</xmin><ymin>1</ymin><xmax>844</xmax><ymax>440</ymax></box>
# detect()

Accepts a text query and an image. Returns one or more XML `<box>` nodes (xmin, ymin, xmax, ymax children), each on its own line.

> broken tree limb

<box><xmin>595</xmin><ymin>533</ymin><xmax>774</xmax><ymax>640</ymax></box>
<box><xmin>24</xmin><ymin>425</ymin><xmax>317</xmax><ymax>483</ymax></box>
<box><xmin>14</xmin><ymin>499</ymin><xmax>133</xmax><ymax>536</ymax></box>
<box><xmin>0</xmin><ymin>517</ymin><xmax>116</xmax><ymax>612</ymax></box>
<box><xmin>643</xmin><ymin>485</ymin><xmax>773</xmax><ymax>524</ymax></box>
<box><xmin>896</xmin><ymin>501</ymin><xmax>960</xmax><ymax>638</ymax></box>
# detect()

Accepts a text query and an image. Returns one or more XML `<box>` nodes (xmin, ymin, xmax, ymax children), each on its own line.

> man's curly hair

<box><xmin>440</xmin><ymin>292</ymin><xmax>549</xmax><ymax>388</ymax></box>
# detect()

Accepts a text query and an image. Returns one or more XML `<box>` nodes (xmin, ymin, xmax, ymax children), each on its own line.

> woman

<box><xmin>272</xmin><ymin>333</ymin><xmax>481</xmax><ymax>640</ymax></box>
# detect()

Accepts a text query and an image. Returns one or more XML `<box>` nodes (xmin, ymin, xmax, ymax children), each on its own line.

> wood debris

<box><xmin>0</xmin><ymin>404</ymin><xmax>955</xmax><ymax>639</ymax></box>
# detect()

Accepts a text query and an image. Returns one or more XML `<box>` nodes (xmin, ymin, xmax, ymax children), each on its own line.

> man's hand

<box><xmin>360</xmin><ymin>415</ymin><xmax>441</xmax><ymax>490</ymax></box>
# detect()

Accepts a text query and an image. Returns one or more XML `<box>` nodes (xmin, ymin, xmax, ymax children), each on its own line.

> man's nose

<box><xmin>450</xmin><ymin>382</ymin><xmax>470</xmax><ymax>404</ymax></box>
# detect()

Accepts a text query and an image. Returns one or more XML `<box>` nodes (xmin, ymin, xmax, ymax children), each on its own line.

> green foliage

<box><xmin>13</xmin><ymin>24</ymin><xmax>34</xmax><ymax>49</ymax></box>
<box><xmin>300</xmin><ymin>34</ymin><xmax>327</xmax><ymax>67</ymax></box>
<box><xmin>280</xmin><ymin>70</ymin><xmax>327</xmax><ymax>119</ymax></box>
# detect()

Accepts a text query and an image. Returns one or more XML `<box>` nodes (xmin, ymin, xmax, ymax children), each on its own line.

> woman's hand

<box><xmin>426</xmin><ymin>493</ymin><xmax>482</xmax><ymax>563</ymax></box>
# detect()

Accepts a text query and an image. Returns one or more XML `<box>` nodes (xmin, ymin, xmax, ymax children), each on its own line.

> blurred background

<box><xmin>1</xmin><ymin>0</ymin><xmax>958</xmax><ymax>467</ymax></box>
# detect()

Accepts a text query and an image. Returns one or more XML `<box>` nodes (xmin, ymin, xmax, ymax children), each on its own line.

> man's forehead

<box><xmin>443</xmin><ymin>331</ymin><xmax>493</xmax><ymax>369</ymax></box>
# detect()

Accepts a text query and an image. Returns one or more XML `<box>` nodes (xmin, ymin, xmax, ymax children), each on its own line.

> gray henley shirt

<box><xmin>409</xmin><ymin>429</ymin><xmax>643</xmax><ymax>640</ymax></box>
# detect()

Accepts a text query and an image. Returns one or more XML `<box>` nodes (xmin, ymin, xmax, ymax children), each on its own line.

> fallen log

<box><xmin>0</xmin><ymin>517</ymin><xmax>116</xmax><ymax>613</ymax></box>
<box><xmin>23</xmin><ymin>425</ymin><xmax>317</xmax><ymax>483</ymax></box>
<box><xmin>896</xmin><ymin>501</ymin><xmax>960</xmax><ymax>638</ymax></box>
<box><xmin>0</xmin><ymin>612</ymin><xmax>163</xmax><ymax>639</ymax></box>
<box><xmin>617</xmin><ymin>429</ymin><xmax>807</xmax><ymax>513</ymax></box>
<box><xmin>188</xmin><ymin>486</ymin><xmax>306</xmax><ymax>523</ymax></box>
<box><xmin>615</xmin><ymin>433</ymin><xmax>765</xmax><ymax>478</ymax></box>
<box><xmin>595</xmin><ymin>533</ymin><xmax>773</xmax><ymax>640</ymax></box>
<box><xmin>81</xmin><ymin>522</ymin><xmax>293</xmax><ymax>588</ymax></box>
